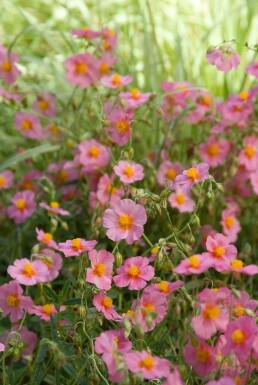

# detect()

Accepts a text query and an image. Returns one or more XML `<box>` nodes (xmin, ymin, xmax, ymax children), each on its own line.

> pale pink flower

<box><xmin>96</xmin><ymin>174</ymin><xmax>124</xmax><ymax>205</ymax></box>
<box><xmin>70</xmin><ymin>26</ymin><xmax>101</xmax><ymax>39</ymax></box>
<box><xmin>101</xmin><ymin>27</ymin><xmax>118</xmax><ymax>52</ymax></box>
<box><xmin>218</xmin><ymin>258</ymin><xmax>258</xmax><ymax>276</ymax></box>
<box><xmin>32</xmin><ymin>92</ymin><xmax>56</xmax><ymax>118</ymax></box>
<box><xmin>206</xmin><ymin>378</ymin><xmax>235</xmax><ymax>385</ymax></box>
<box><xmin>120</xmin><ymin>88</ymin><xmax>151</xmax><ymax>109</ymax></box>
<box><xmin>200</xmin><ymin>225</ymin><xmax>217</xmax><ymax>248</ymax></box>
<box><xmin>32</xmin><ymin>303</ymin><xmax>65</xmax><ymax>321</ymax></box>
<box><xmin>143</xmin><ymin>280</ymin><xmax>184</xmax><ymax>296</ymax></box>
<box><xmin>123</xmin><ymin>350</ymin><xmax>170</xmax><ymax>380</ymax></box>
<box><xmin>97</xmin><ymin>52</ymin><xmax>117</xmax><ymax>77</ymax></box>
<box><xmin>183</xmin><ymin>338</ymin><xmax>217</xmax><ymax>377</ymax></box>
<box><xmin>0</xmin><ymin>325</ymin><xmax>37</xmax><ymax>358</ymax></box>
<box><xmin>95</xmin><ymin>329</ymin><xmax>132</xmax><ymax>356</ymax></box>
<box><xmin>157</xmin><ymin>161</ymin><xmax>183</xmax><ymax>186</ymax></box>
<box><xmin>162</xmin><ymin>368</ymin><xmax>185</xmax><ymax>385</ymax></box>
<box><xmin>58</xmin><ymin>238</ymin><xmax>97</xmax><ymax>257</ymax></box>
<box><xmin>206</xmin><ymin>45</ymin><xmax>240</xmax><ymax>72</ymax></box>
<box><xmin>7</xmin><ymin>258</ymin><xmax>49</xmax><ymax>286</ymax></box>
<box><xmin>104</xmin><ymin>104</ymin><xmax>133</xmax><ymax>146</ymax></box>
<box><xmin>250</xmin><ymin>170</ymin><xmax>258</xmax><ymax>194</ymax></box>
<box><xmin>238</xmin><ymin>136</ymin><xmax>258</xmax><ymax>171</ymax></box>
<box><xmin>39</xmin><ymin>201</ymin><xmax>70</xmax><ymax>216</ymax></box>
<box><xmin>199</xmin><ymin>135</ymin><xmax>230</xmax><ymax>167</ymax></box>
<box><xmin>37</xmin><ymin>248</ymin><xmax>63</xmax><ymax>281</ymax></box>
<box><xmin>0</xmin><ymin>170</ymin><xmax>14</xmax><ymax>190</ymax></box>
<box><xmin>86</xmin><ymin>249</ymin><xmax>114</xmax><ymax>290</ymax></box>
<box><xmin>101</xmin><ymin>73</ymin><xmax>132</xmax><ymax>88</ymax></box>
<box><xmin>0</xmin><ymin>343</ymin><xmax>5</xmax><ymax>352</ymax></box>
<box><xmin>168</xmin><ymin>189</ymin><xmax>195</xmax><ymax>212</ymax></box>
<box><xmin>202</xmin><ymin>233</ymin><xmax>237</xmax><ymax>271</ymax></box>
<box><xmin>174</xmin><ymin>163</ymin><xmax>209</xmax><ymax>192</ymax></box>
<box><xmin>0</xmin><ymin>45</ymin><xmax>21</xmax><ymax>83</ymax></box>
<box><xmin>14</xmin><ymin>112</ymin><xmax>44</xmax><ymax>139</ymax></box>
<box><xmin>246</xmin><ymin>61</ymin><xmax>258</xmax><ymax>77</ymax></box>
<box><xmin>36</xmin><ymin>228</ymin><xmax>57</xmax><ymax>248</ymax></box>
<box><xmin>103</xmin><ymin>199</ymin><xmax>147</xmax><ymax>244</ymax></box>
<box><xmin>0</xmin><ymin>280</ymin><xmax>33</xmax><ymax>322</ymax></box>
<box><xmin>65</xmin><ymin>53</ymin><xmax>98</xmax><ymax>88</ymax></box>
<box><xmin>113</xmin><ymin>257</ymin><xmax>154</xmax><ymax>290</ymax></box>
<box><xmin>93</xmin><ymin>291</ymin><xmax>121</xmax><ymax>321</ymax></box>
<box><xmin>78</xmin><ymin>139</ymin><xmax>110</xmax><ymax>172</ymax></box>
<box><xmin>7</xmin><ymin>190</ymin><xmax>36</xmax><ymax>224</ymax></box>
<box><xmin>173</xmin><ymin>254</ymin><xmax>210</xmax><ymax>275</ymax></box>
<box><xmin>221</xmin><ymin>208</ymin><xmax>241</xmax><ymax>242</ymax></box>
<box><xmin>114</xmin><ymin>160</ymin><xmax>144</xmax><ymax>184</ymax></box>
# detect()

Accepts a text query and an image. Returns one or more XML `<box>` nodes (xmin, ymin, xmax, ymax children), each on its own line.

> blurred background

<box><xmin>1</xmin><ymin>0</ymin><xmax>258</xmax><ymax>96</ymax></box>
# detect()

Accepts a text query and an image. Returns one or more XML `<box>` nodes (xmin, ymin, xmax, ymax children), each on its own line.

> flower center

<box><xmin>157</xmin><ymin>281</ymin><xmax>169</xmax><ymax>293</ymax></box>
<box><xmin>203</xmin><ymin>304</ymin><xmax>220</xmax><ymax>320</ymax></box>
<box><xmin>75</xmin><ymin>62</ymin><xmax>88</xmax><ymax>74</ymax></box>
<box><xmin>213</xmin><ymin>246</ymin><xmax>225</xmax><ymax>258</ymax></box>
<box><xmin>38</xmin><ymin>99</ymin><xmax>49</xmax><ymax>110</ymax></box>
<box><xmin>43</xmin><ymin>233</ymin><xmax>53</xmax><ymax>243</ymax></box>
<box><xmin>42</xmin><ymin>304</ymin><xmax>54</xmax><ymax>316</ymax></box>
<box><xmin>15</xmin><ymin>198</ymin><xmax>27</xmax><ymax>211</ymax></box>
<box><xmin>118</xmin><ymin>214</ymin><xmax>133</xmax><ymax>230</ymax></box>
<box><xmin>175</xmin><ymin>193</ymin><xmax>185</xmax><ymax>205</ymax></box>
<box><xmin>224</xmin><ymin>216</ymin><xmax>235</xmax><ymax>229</ymax></box>
<box><xmin>131</xmin><ymin>88</ymin><xmax>140</xmax><ymax>99</ymax></box>
<box><xmin>143</xmin><ymin>302</ymin><xmax>155</xmax><ymax>312</ymax></box>
<box><xmin>198</xmin><ymin>94</ymin><xmax>211</xmax><ymax>107</ymax></box>
<box><xmin>196</xmin><ymin>348</ymin><xmax>211</xmax><ymax>363</ymax></box>
<box><xmin>111</xmin><ymin>74</ymin><xmax>121</xmax><ymax>85</ymax></box>
<box><xmin>128</xmin><ymin>265</ymin><xmax>139</xmax><ymax>277</ymax></box>
<box><xmin>89</xmin><ymin>146</ymin><xmax>100</xmax><ymax>158</ymax></box>
<box><xmin>116</xmin><ymin>119</ymin><xmax>130</xmax><ymax>134</ymax></box>
<box><xmin>207</xmin><ymin>144</ymin><xmax>219</xmax><ymax>157</ymax></box>
<box><xmin>233</xmin><ymin>305</ymin><xmax>245</xmax><ymax>317</ymax></box>
<box><xmin>139</xmin><ymin>355</ymin><xmax>155</xmax><ymax>370</ymax></box>
<box><xmin>188</xmin><ymin>255</ymin><xmax>200</xmax><ymax>269</ymax></box>
<box><xmin>94</xmin><ymin>263</ymin><xmax>106</xmax><ymax>277</ymax></box>
<box><xmin>101</xmin><ymin>296</ymin><xmax>113</xmax><ymax>308</ymax></box>
<box><xmin>71</xmin><ymin>238</ymin><xmax>83</xmax><ymax>251</ymax></box>
<box><xmin>23</xmin><ymin>263</ymin><xmax>36</xmax><ymax>278</ymax></box>
<box><xmin>1</xmin><ymin>61</ymin><xmax>11</xmax><ymax>72</ymax></box>
<box><xmin>0</xmin><ymin>175</ymin><xmax>7</xmax><ymax>188</ymax></box>
<box><xmin>244</xmin><ymin>145</ymin><xmax>255</xmax><ymax>158</ymax></box>
<box><xmin>231</xmin><ymin>329</ymin><xmax>246</xmax><ymax>344</ymax></box>
<box><xmin>6</xmin><ymin>294</ymin><xmax>20</xmax><ymax>307</ymax></box>
<box><xmin>239</xmin><ymin>90</ymin><xmax>249</xmax><ymax>100</ymax></box>
<box><xmin>22</xmin><ymin>180</ymin><xmax>35</xmax><ymax>190</ymax></box>
<box><xmin>107</xmin><ymin>183</ymin><xmax>117</xmax><ymax>195</ymax></box>
<box><xmin>126</xmin><ymin>309</ymin><xmax>134</xmax><ymax>317</ymax></box>
<box><xmin>21</xmin><ymin>120</ymin><xmax>33</xmax><ymax>131</ymax></box>
<box><xmin>165</xmin><ymin>168</ymin><xmax>176</xmax><ymax>180</ymax></box>
<box><xmin>123</xmin><ymin>165</ymin><xmax>135</xmax><ymax>177</ymax></box>
<box><xmin>50</xmin><ymin>201</ymin><xmax>60</xmax><ymax>209</ymax></box>
<box><xmin>186</xmin><ymin>167</ymin><xmax>199</xmax><ymax>181</ymax></box>
<box><xmin>234</xmin><ymin>377</ymin><xmax>242</xmax><ymax>385</ymax></box>
<box><xmin>99</xmin><ymin>62</ymin><xmax>109</xmax><ymax>75</ymax></box>
<box><xmin>231</xmin><ymin>259</ymin><xmax>243</xmax><ymax>269</ymax></box>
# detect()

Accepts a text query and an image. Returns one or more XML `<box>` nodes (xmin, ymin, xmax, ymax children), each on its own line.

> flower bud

<box><xmin>134</xmin><ymin>324</ymin><xmax>145</xmax><ymax>339</ymax></box>
<box><xmin>77</xmin><ymin>306</ymin><xmax>87</xmax><ymax>318</ymax></box>
<box><xmin>115</xmin><ymin>251</ymin><xmax>123</xmax><ymax>267</ymax></box>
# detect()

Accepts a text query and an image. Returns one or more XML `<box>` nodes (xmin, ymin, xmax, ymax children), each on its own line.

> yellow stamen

<box><xmin>165</xmin><ymin>168</ymin><xmax>176</xmax><ymax>180</ymax></box>
<box><xmin>21</xmin><ymin>120</ymin><xmax>33</xmax><ymax>131</ymax></box>
<box><xmin>131</xmin><ymin>88</ymin><xmax>140</xmax><ymax>99</ymax></box>
<box><xmin>89</xmin><ymin>146</ymin><xmax>100</xmax><ymax>158</ymax></box>
<box><xmin>123</xmin><ymin>165</ymin><xmax>135</xmax><ymax>178</ymax></box>
<box><xmin>101</xmin><ymin>296</ymin><xmax>113</xmax><ymax>308</ymax></box>
<box><xmin>175</xmin><ymin>193</ymin><xmax>185</xmax><ymax>205</ymax></box>
<box><xmin>15</xmin><ymin>198</ymin><xmax>27</xmax><ymax>211</ymax></box>
<box><xmin>1</xmin><ymin>61</ymin><xmax>11</xmax><ymax>72</ymax></box>
<box><xmin>188</xmin><ymin>255</ymin><xmax>200</xmax><ymax>269</ymax></box>
<box><xmin>128</xmin><ymin>265</ymin><xmax>139</xmax><ymax>277</ymax></box>
<box><xmin>231</xmin><ymin>259</ymin><xmax>243</xmax><ymax>269</ymax></box>
<box><xmin>50</xmin><ymin>201</ymin><xmax>60</xmax><ymax>209</ymax></box>
<box><xmin>196</xmin><ymin>348</ymin><xmax>211</xmax><ymax>363</ymax></box>
<box><xmin>38</xmin><ymin>99</ymin><xmax>49</xmax><ymax>110</ymax></box>
<box><xmin>23</xmin><ymin>263</ymin><xmax>36</xmax><ymax>278</ymax></box>
<box><xmin>244</xmin><ymin>145</ymin><xmax>255</xmax><ymax>158</ymax></box>
<box><xmin>213</xmin><ymin>246</ymin><xmax>225</xmax><ymax>258</ymax></box>
<box><xmin>231</xmin><ymin>329</ymin><xmax>246</xmax><ymax>344</ymax></box>
<box><xmin>111</xmin><ymin>74</ymin><xmax>121</xmax><ymax>85</ymax></box>
<box><xmin>75</xmin><ymin>62</ymin><xmax>88</xmax><ymax>74</ymax></box>
<box><xmin>157</xmin><ymin>281</ymin><xmax>169</xmax><ymax>293</ymax></box>
<box><xmin>203</xmin><ymin>304</ymin><xmax>220</xmax><ymax>320</ymax></box>
<box><xmin>6</xmin><ymin>294</ymin><xmax>20</xmax><ymax>307</ymax></box>
<box><xmin>118</xmin><ymin>214</ymin><xmax>133</xmax><ymax>230</ymax></box>
<box><xmin>116</xmin><ymin>119</ymin><xmax>130</xmax><ymax>134</ymax></box>
<box><xmin>186</xmin><ymin>167</ymin><xmax>199</xmax><ymax>181</ymax></box>
<box><xmin>94</xmin><ymin>263</ymin><xmax>106</xmax><ymax>277</ymax></box>
<box><xmin>207</xmin><ymin>144</ymin><xmax>219</xmax><ymax>157</ymax></box>
<box><xmin>139</xmin><ymin>355</ymin><xmax>154</xmax><ymax>370</ymax></box>
<box><xmin>42</xmin><ymin>304</ymin><xmax>54</xmax><ymax>316</ymax></box>
<box><xmin>0</xmin><ymin>175</ymin><xmax>7</xmax><ymax>188</ymax></box>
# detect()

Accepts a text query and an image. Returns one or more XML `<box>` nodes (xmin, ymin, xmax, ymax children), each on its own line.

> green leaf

<box><xmin>43</xmin><ymin>285</ymin><xmax>59</xmax><ymax>303</ymax></box>
<box><xmin>63</xmin><ymin>297</ymin><xmax>82</xmax><ymax>306</ymax></box>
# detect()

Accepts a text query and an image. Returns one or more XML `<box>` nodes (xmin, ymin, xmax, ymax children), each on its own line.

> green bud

<box><xmin>77</xmin><ymin>306</ymin><xmax>87</xmax><ymax>318</ymax></box>
<box><xmin>115</xmin><ymin>251</ymin><xmax>123</xmax><ymax>266</ymax></box>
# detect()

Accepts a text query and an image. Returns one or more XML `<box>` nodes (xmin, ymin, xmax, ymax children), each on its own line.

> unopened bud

<box><xmin>77</xmin><ymin>306</ymin><xmax>87</xmax><ymax>318</ymax></box>
<box><xmin>134</xmin><ymin>324</ymin><xmax>145</xmax><ymax>339</ymax></box>
<box><xmin>121</xmin><ymin>147</ymin><xmax>134</xmax><ymax>159</ymax></box>
<box><xmin>115</xmin><ymin>251</ymin><xmax>123</xmax><ymax>267</ymax></box>
<box><xmin>191</xmin><ymin>214</ymin><xmax>201</xmax><ymax>228</ymax></box>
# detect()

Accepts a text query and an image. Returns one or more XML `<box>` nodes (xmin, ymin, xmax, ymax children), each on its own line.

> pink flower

<box><xmin>173</xmin><ymin>254</ymin><xmax>210</xmax><ymax>275</ymax></box>
<box><xmin>0</xmin><ymin>325</ymin><xmax>37</xmax><ymax>358</ymax></box>
<box><xmin>222</xmin><ymin>316</ymin><xmax>257</xmax><ymax>362</ymax></box>
<box><xmin>70</xmin><ymin>26</ymin><xmax>101</xmax><ymax>39</ymax></box>
<box><xmin>206</xmin><ymin>45</ymin><xmax>240</xmax><ymax>72</ymax></box>
<box><xmin>157</xmin><ymin>161</ymin><xmax>183</xmax><ymax>186</ymax></box>
<box><xmin>206</xmin><ymin>377</ymin><xmax>235</xmax><ymax>385</ymax></box>
<box><xmin>101</xmin><ymin>27</ymin><xmax>118</xmax><ymax>52</ymax></box>
<box><xmin>104</xmin><ymin>104</ymin><xmax>133</xmax><ymax>146</ymax></box>
<box><xmin>219</xmin><ymin>258</ymin><xmax>258</xmax><ymax>276</ymax></box>
<box><xmin>246</xmin><ymin>61</ymin><xmax>258</xmax><ymax>77</ymax></box>
<box><xmin>143</xmin><ymin>280</ymin><xmax>184</xmax><ymax>296</ymax></box>
<box><xmin>32</xmin><ymin>92</ymin><xmax>56</xmax><ymax>117</ymax></box>
<box><xmin>0</xmin><ymin>343</ymin><xmax>5</xmax><ymax>352</ymax></box>
<box><xmin>113</xmin><ymin>257</ymin><xmax>154</xmax><ymax>290</ymax></box>
<box><xmin>123</xmin><ymin>350</ymin><xmax>170</xmax><ymax>380</ymax></box>
<box><xmin>37</xmin><ymin>248</ymin><xmax>63</xmax><ymax>281</ymax></box>
<box><xmin>120</xmin><ymin>88</ymin><xmax>151</xmax><ymax>109</ymax></box>
<box><xmin>39</xmin><ymin>201</ymin><xmax>70</xmax><ymax>216</ymax></box>
<box><xmin>7</xmin><ymin>190</ymin><xmax>36</xmax><ymax>224</ymax></box>
<box><xmin>96</xmin><ymin>174</ymin><xmax>124</xmax><ymax>205</ymax></box>
<box><xmin>14</xmin><ymin>112</ymin><xmax>44</xmax><ymax>139</ymax></box>
<box><xmin>36</xmin><ymin>228</ymin><xmax>57</xmax><ymax>248</ymax></box>
<box><xmin>202</xmin><ymin>233</ymin><xmax>237</xmax><ymax>271</ymax></box>
<box><xmin>97</xmin><ymin>52</ymin><xmax>117</xmax><ymax>77</ymax></box>
<box><xmin>162</xmin><ymin>368</ymin><xmax>186</xmax><ymax>385</ymax></box>
<box><xmin>65</xmin><ymin>53</ymin><xmax>98</xmax><ymax>88</ymax></box>
<box><xmin>0</xmin><ymin>280</ymin><xmax>33</xmax><ymax>322</ymax></box>
<box><xmin>183</xmin><ymin>338</ymin><xmax>217</xmax><ymax>377</ymax></box>
<box><xmin>238</xmin><ymin>136</ymin><xmax>258</xmax><ymax>172</ymax></box>
<box><xmin>168</xmin><ymin>189</ymin><xmax>195</xmax><ymax>212</ymax></box>
<box><xmin>0</xmin><ymin>170</ymin><xmax>14</xmax><ymax>190</ymax></box>
<box><xmin>95</xmin><ymin>329</ymin><xmax>132</xmax><ymax>356</ymax></box>
<box><xmin>93</xmin><ymin>291</ymin><xmax>121</xmax><ymax>321</ymax></box>
<box><xmin>78</xmin><ymin>139</ymin><xmax>110</xmax><ymax>172</ymax></box>
<box><xmin>199</xmin><ymin>135</ymin><xmax>230</xmax><ymax>167</ymax></box>
<box><xmin>221</xmin><ymin>208</ymin><xmax>241</xmax><ymax>242</ymax></box>
<box><xmin>231</xmin><ymin>291</ymin><xmax>258</xmax><ymax>319</ymax></box>
<box><xmin>86</xmin><ymin>249</ymin><xmax>114</xmax><ymax>290</ymax></box>
<box><xmin>0</xmin><ymin>88</ymin><xmax>21</xmax><ymax>101</ymax></box>
<box><xmin>101</xmin><ymin>73</ymin><xmax>132</xmax><ymax>88</ymax></box>
<box><xmin>103</xmin><ymin>199</ymin><xmax>147</xmax><ymax>244</ymax></box>
<box><xmin>58</xmin><ymin>238</ymin><xmax>97</xmax><ymax>257</ymax></box>
<box><xmin>0</xmin><ymin>45</ymin><xmax>21</xmax><ymax>83</ymax></box>
<box><xmin>7</xmin><ymin>258</ymin><xmax>49</xmax><ymax>285</ymax></box>
<box><xmin>250</xmin><ymin>170</ymin><xmax>258</xmax><ymax>194</ymax></box>
<box><xmin>32</xmin><ymin>303</ymin><xmax>65</xmax><ymax>321</ymax></box>
<box><xmin>114</xmin><ymin>160</ymin><xmax>144</xmax><ymax>184</ymax></box>
<box><xmin>174</xmin><ymin>163</ymin><xmax>209</xmax><ymax>192</ymax></box>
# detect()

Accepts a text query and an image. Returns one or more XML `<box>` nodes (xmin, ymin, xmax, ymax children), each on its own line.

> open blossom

<box><xmin>219</xmin><ymin>258</ymin><xmax>258</xmax><ymax>276</ymax></box>
<box><xmin>36</xmin><ymin>228</ymin><xmax>57</xmax><ymax>248</ymax></box>
<box><xmin>173</xmin><ymin>254</ymin><xmax>210</xmax><ymax>275</ymax></box>
<box><xmin>0</xmin><ymin>280</ymin><xmax>33</xmax><ymax>322</ymax></box>
<box><xmin>8</xmin><ymin>258</ymin><xmax>49</xmax><ymax>285</ymax></box>
<box><xmin>123</xmin><ymin>350</ymin><xmax>170</xmax><ymax>380</ymax></box>
<box><xmin>103</xmin><ymin>199</ymin><xmax>147</xmax><ymax>244</ymax></box>
<box><xmin>0</xmin><ymin>45</ymin><xmax>21</xmax><ymax>83</ymax></box>
<box><xmin>0</xmin><ymin>170</ymin><xmax>13</xmax><ymax>190</ymax></box>
<box><xmin>70</xmin><ymin>26</ymin><xmax>101</xmax><ymax>39</ymax></box>
<box><xmin>206</xmin><ymin>45</ymin><xmax>240</xmax><ymax>73</ymax></box>
<box><xmin>32</xmin><ymin>92</ymin><xmax>56</xmax><ymax>118</ymax></box>
<box><xmin>58</xmin><ymin>238</ymin><xmax>97</xmax><ymax>257</ymax></box>
<box><xmin>246</xmin><ymin>61</ymin><xmax>258</xmax><ymax>77</ymax></box>
<box><xmin>143</xmin><ymin>280</ymin><xmax>184</xmax><ymax>296</ymax></box>
<box><xmin>95</xmin><ymin>329</ymin><xmax>132</xmax><ymax>356</ymax></box>
<box><xmin>96</xmin><ymin>174</ymin><xmax>124</xmax><ymax>205</ymax></box>
<box><xmin>86</xmin><ymin>249</ymin><xmax>114</xmax><ymax>290</ymax></box>
<box><xmin>0</xmin><ymin>325</ymin><xmax>37</xmax><ymax>358</ymax></box>
<box><xmin>231</xmin><ymin>291</ymin><xmax>258</xmax><ymax>319</ymax></box>
<box><xmin>78</xmin><ymin>139</ymin><xmax>110</xmax><ymax>172</ymax></box>
<box><xmin>168</xmin><ymin>189</ymin><xmax>195</xmax><ymax>213</ymax></box>
<box><xmin>174</xmin><ymin>163</ymin><xmax>209</xmax><ymax>192</ymax></box>
<box><xmin>97</xmin><ymin>52</ymin><xmax>117</xmax><ymax>77</ymax></box>
<box><xmin>199</xmin><ymin>136</ymin><xmax>230</xmax><ymax>167</ymax></box>
<box><xmin>32</xmin><ymin>304</ymin><xmax>65</xmax><ymax>321</ymax></box>
<box><xmin>202</xmin><ymin>233</ymin><xmax>237</xmax><ymax>271</ymax></box>
<box><xmin>101</xmin><ymin>73</ymin><xmax>132</xmax><ymax>88</ymax></box>
<box><xmin>65</xmin><ymin>53</ymin><xmax>98</xmax><ymax>88</ymax></box>
<box><xmin>7</xmin><ymin>190</ymin><xmax>36</xmax><ymax>224</ymax></box>
<box><xmin>221</xmin><ymin>208</ymin><xmax>241</xmax><ymax>242</ymax></box>
<box><xmin>113</xmin><ymin>257</ymin><xmax>154</xmax><ymax>290</ymax></box>
<box><xmin>14</xmin><ymin>112</ymin><xmax>44</xmax><ymax>139</ymax></box>
<box><xmin>104</xmin><ymin>104</ymin><xmax>133</xmax><ymax>146</ymax></box>
<box><xmin>93</xmin><ymin>291</ymin><xmax>121</xmax><ymax>321</ymax></box>
<box><xmin>101</xmin><ymin>27</ymin><xmax>118</xmax><ymax>51</ymax></box>
<box><xmin>238</xmin><ymin>136</ymin><xmax>258</xmax><ymax>171</ymax></box>
<box><xmin>157</xmin><ymin>161</ymin><xmax>183</xmax><ymax>186</ymax></box>
<box><xmin>114</xmin><ymin>160</ymin><xmax>144</xmax><ymax>184</ymax></box>
<box><xmin>39</xmin><ymin>201</ymin><xmax>70</xmax><ymax>216</ymax></box>
<box><xmin>163</xmin><ymin>368</ymin><xmax>186</xmax><ymax>385</ymax></box>
<box><xmin>120</xmin><ymin>88</ymin><xmax>151</xmax><ymax>109</ymax></box>
<box><xmin>36</xmin><ymin>248</ymin><xmax>63</xmax><ymax>281</ymax></box>
<box><xmin>183</xmin><ymin>338</ymin><xmax>217</xmax><ymax>377</ymax></box>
